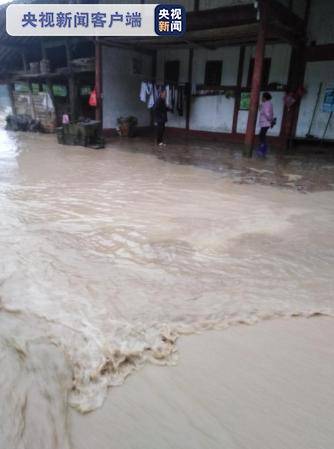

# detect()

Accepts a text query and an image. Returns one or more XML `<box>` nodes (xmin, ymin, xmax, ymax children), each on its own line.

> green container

<box><xmin>57</xmin><ymin>122</ymin><xmax>104</xmax><ymax>148</ymax></box>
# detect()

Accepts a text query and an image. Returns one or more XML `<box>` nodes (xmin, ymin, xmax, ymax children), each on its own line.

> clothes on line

<box><xmin>165</xmin><ymin>84</ymin><xmax>171</xmax><ymax>109</ymax></box>
<box><xmin>168</xmin><ymin>85</ymin><xmax>184</xmax><ymax>116</ymax></box>
<box><xmin>139</xmin><ymin>81</ymin><xmax>155</xmax><ymax>109</ymax></box>
<box><xmin>139</xmin><ymin>81</ymin><xmax>185</xmax><ymax>116</ymax></box>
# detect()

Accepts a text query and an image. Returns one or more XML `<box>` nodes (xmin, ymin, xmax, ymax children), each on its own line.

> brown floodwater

<box><xmin>0</xmin><ymin>129</ymin><xmax>334</xmax><ymax>448</ymax></box>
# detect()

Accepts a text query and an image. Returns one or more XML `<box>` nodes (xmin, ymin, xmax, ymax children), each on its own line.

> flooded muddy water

<box><xmin>1</xmin><ymin>130</ymin><xmax>334</xmax><ymax>448</ymax></box>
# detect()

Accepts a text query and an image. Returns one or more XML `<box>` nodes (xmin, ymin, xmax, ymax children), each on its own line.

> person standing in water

<box><xmin>154</xmin><ymin>89</ymin><xmax>169</xmax><ymax>147</ymax></box>
<box><xmin>257</xmin><ymin>92</ymin><xmax>274</xmax><ymax>157</ymax></box>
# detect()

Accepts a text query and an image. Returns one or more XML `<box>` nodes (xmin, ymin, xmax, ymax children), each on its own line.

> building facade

<box><xmin>101</xmin><ymin>0</ymin><xmax>334</xmax><ymax>143</ymax></box>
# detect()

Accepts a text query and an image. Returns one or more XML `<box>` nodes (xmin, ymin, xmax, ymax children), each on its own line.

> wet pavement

<box><xmin>108</xmin><ymin>134</ymin><xmax>334</xmax><ymax>193</ymax></box>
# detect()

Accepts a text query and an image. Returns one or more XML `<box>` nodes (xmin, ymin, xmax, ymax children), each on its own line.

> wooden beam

<box><xmin>268</xmin><ymin>22</ymin><xmax>304</xmax><ymax>46</ymax></box>
<box><xmin>185</xmin><ymin>48</ymin><xmax>193</xmax><ymax>132</ymax></box>
<box><xmin>95</xmin><ymin>39</ymin><xmax>102</xmax><ymax>123</ymax></box>
<box><xmin>183</xmin><ymin>39</ymin><xmax>213</xmax><ymax>50</ymax></box>
<box><xmin>279</xmin><ymin>44</ymin><xmax>306</xmax><ymax>148</ymax></box>
<box><xmin>244</xmin><ymin>0</ymin><xmax>268</xmax><ymax>157</ymax></box>
<box><xmin>65</xmin><ymin>40</ymin><xmax>72</xmax><ymax>66</ymax></box>
<box><xmin>21</xmin><ymin>51</ymin><xmax>28</xmax><ymax>72</ymax></box>
<box><xmin>232</xmin><ymin>46</ymin><xmax>245</xmax><ymax>135</ymax></box>
<box><xmin>65</xmin><ymin>40</ymin><xmax>77</xmax><ymax>122</ymax></box>
<box><xmin>150</xmin><ymin>50</ymin><xmax>157</xmax><ymax>127</ymax></box>
<box><xmin>267</xmin><ymin>0</ymin><xmax>304</xmax><ymax>31</ymax></box>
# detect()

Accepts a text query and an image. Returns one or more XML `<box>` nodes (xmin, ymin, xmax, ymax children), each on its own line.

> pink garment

<box><xmin>259</xmin><ymin>100</ymin><xmax>273</xmax><ymax>128</ymax></box>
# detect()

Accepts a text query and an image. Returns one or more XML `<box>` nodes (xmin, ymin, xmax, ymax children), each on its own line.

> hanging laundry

<box><xmin>139</xmin><ymin>81</ymin><xmax>147</xmax><ymax>103</ymax></box>
<box><xmin>147</xmin><ymin>82</ymin><xmax>155</xmax><ymax>109</ymax></box>
<box><xmin>170</xmin><ymin>85</ymin><xmax>176</xmax><ymax>113</ymax></box>
<box><xmin>165</xmin><ymin>84</ymin><xmax>173</xmax><ymax>109</ymax></box>
<box><xmin>139</xmin><ymin>82</ymin><xmax>184</xmax><ymax>112</ymax></box>
<box><xmin>139</xmin><ymin>81</ymin><xmax>155</xmax><ymax>109</ymax></box>
<box><xmin>154</xmin><ymin>84</ymin><xmax>159</xmax><ymax>103</ymax></box>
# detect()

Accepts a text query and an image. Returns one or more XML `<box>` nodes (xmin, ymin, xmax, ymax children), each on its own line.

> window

<box><xmin>204</xmin><ymin>60</ymin><xmax>222</xmax><ymax>86</ymax></box>
<box><xmin>247</xmin><ymin>58</ymin><xmax>271</xmax><ymax>88</ymax></box>
<box><xmin>164</xmin><ymin>60</ymin><xmax>180</xmax><ymax>84</ymax></box>
<box><xmin>52</xmin><ymin>85</ymin><xmax>68</xmax><ymax>97</ymax></box>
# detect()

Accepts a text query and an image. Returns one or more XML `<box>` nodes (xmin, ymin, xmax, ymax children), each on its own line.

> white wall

<box><xmin>190</xmin><ymin>95</ymin><xmax>235</xmax><ymax>132</ymax></box>
<box><xmin>296</xmin><ymin>61</ymin><xmax>334</xmax><ymax>139</ymax></box>
<box><xmin>156</xmin><ymin>46</ymin><xmax>240</xmax><ymax>132</ymax></box>
<box><xmin>155</xmin><ymin>43</ymin><xmax>290</xmax><ymax>135</ymax></box>
<box><xmin>102</xmin><ymin>47</ymin><xmax>152</xmax><ymax>129</ymax></box>
<box><xmin>190</xmin><ymin>46</ymin><xmax>239</xmax><ymax>132</ymax></box>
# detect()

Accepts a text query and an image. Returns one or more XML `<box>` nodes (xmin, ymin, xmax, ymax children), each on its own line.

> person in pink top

<box><xmin>257</xmin><ymin>92</ymin><xmax>274</xmax><ymax>157</ymax></box>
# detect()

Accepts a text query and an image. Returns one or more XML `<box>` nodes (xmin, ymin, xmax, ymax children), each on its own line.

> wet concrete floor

<box><xmin>107</xmin><ymin>134</ymin><xmax>334</xmax><ymax>193</ymax></box>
